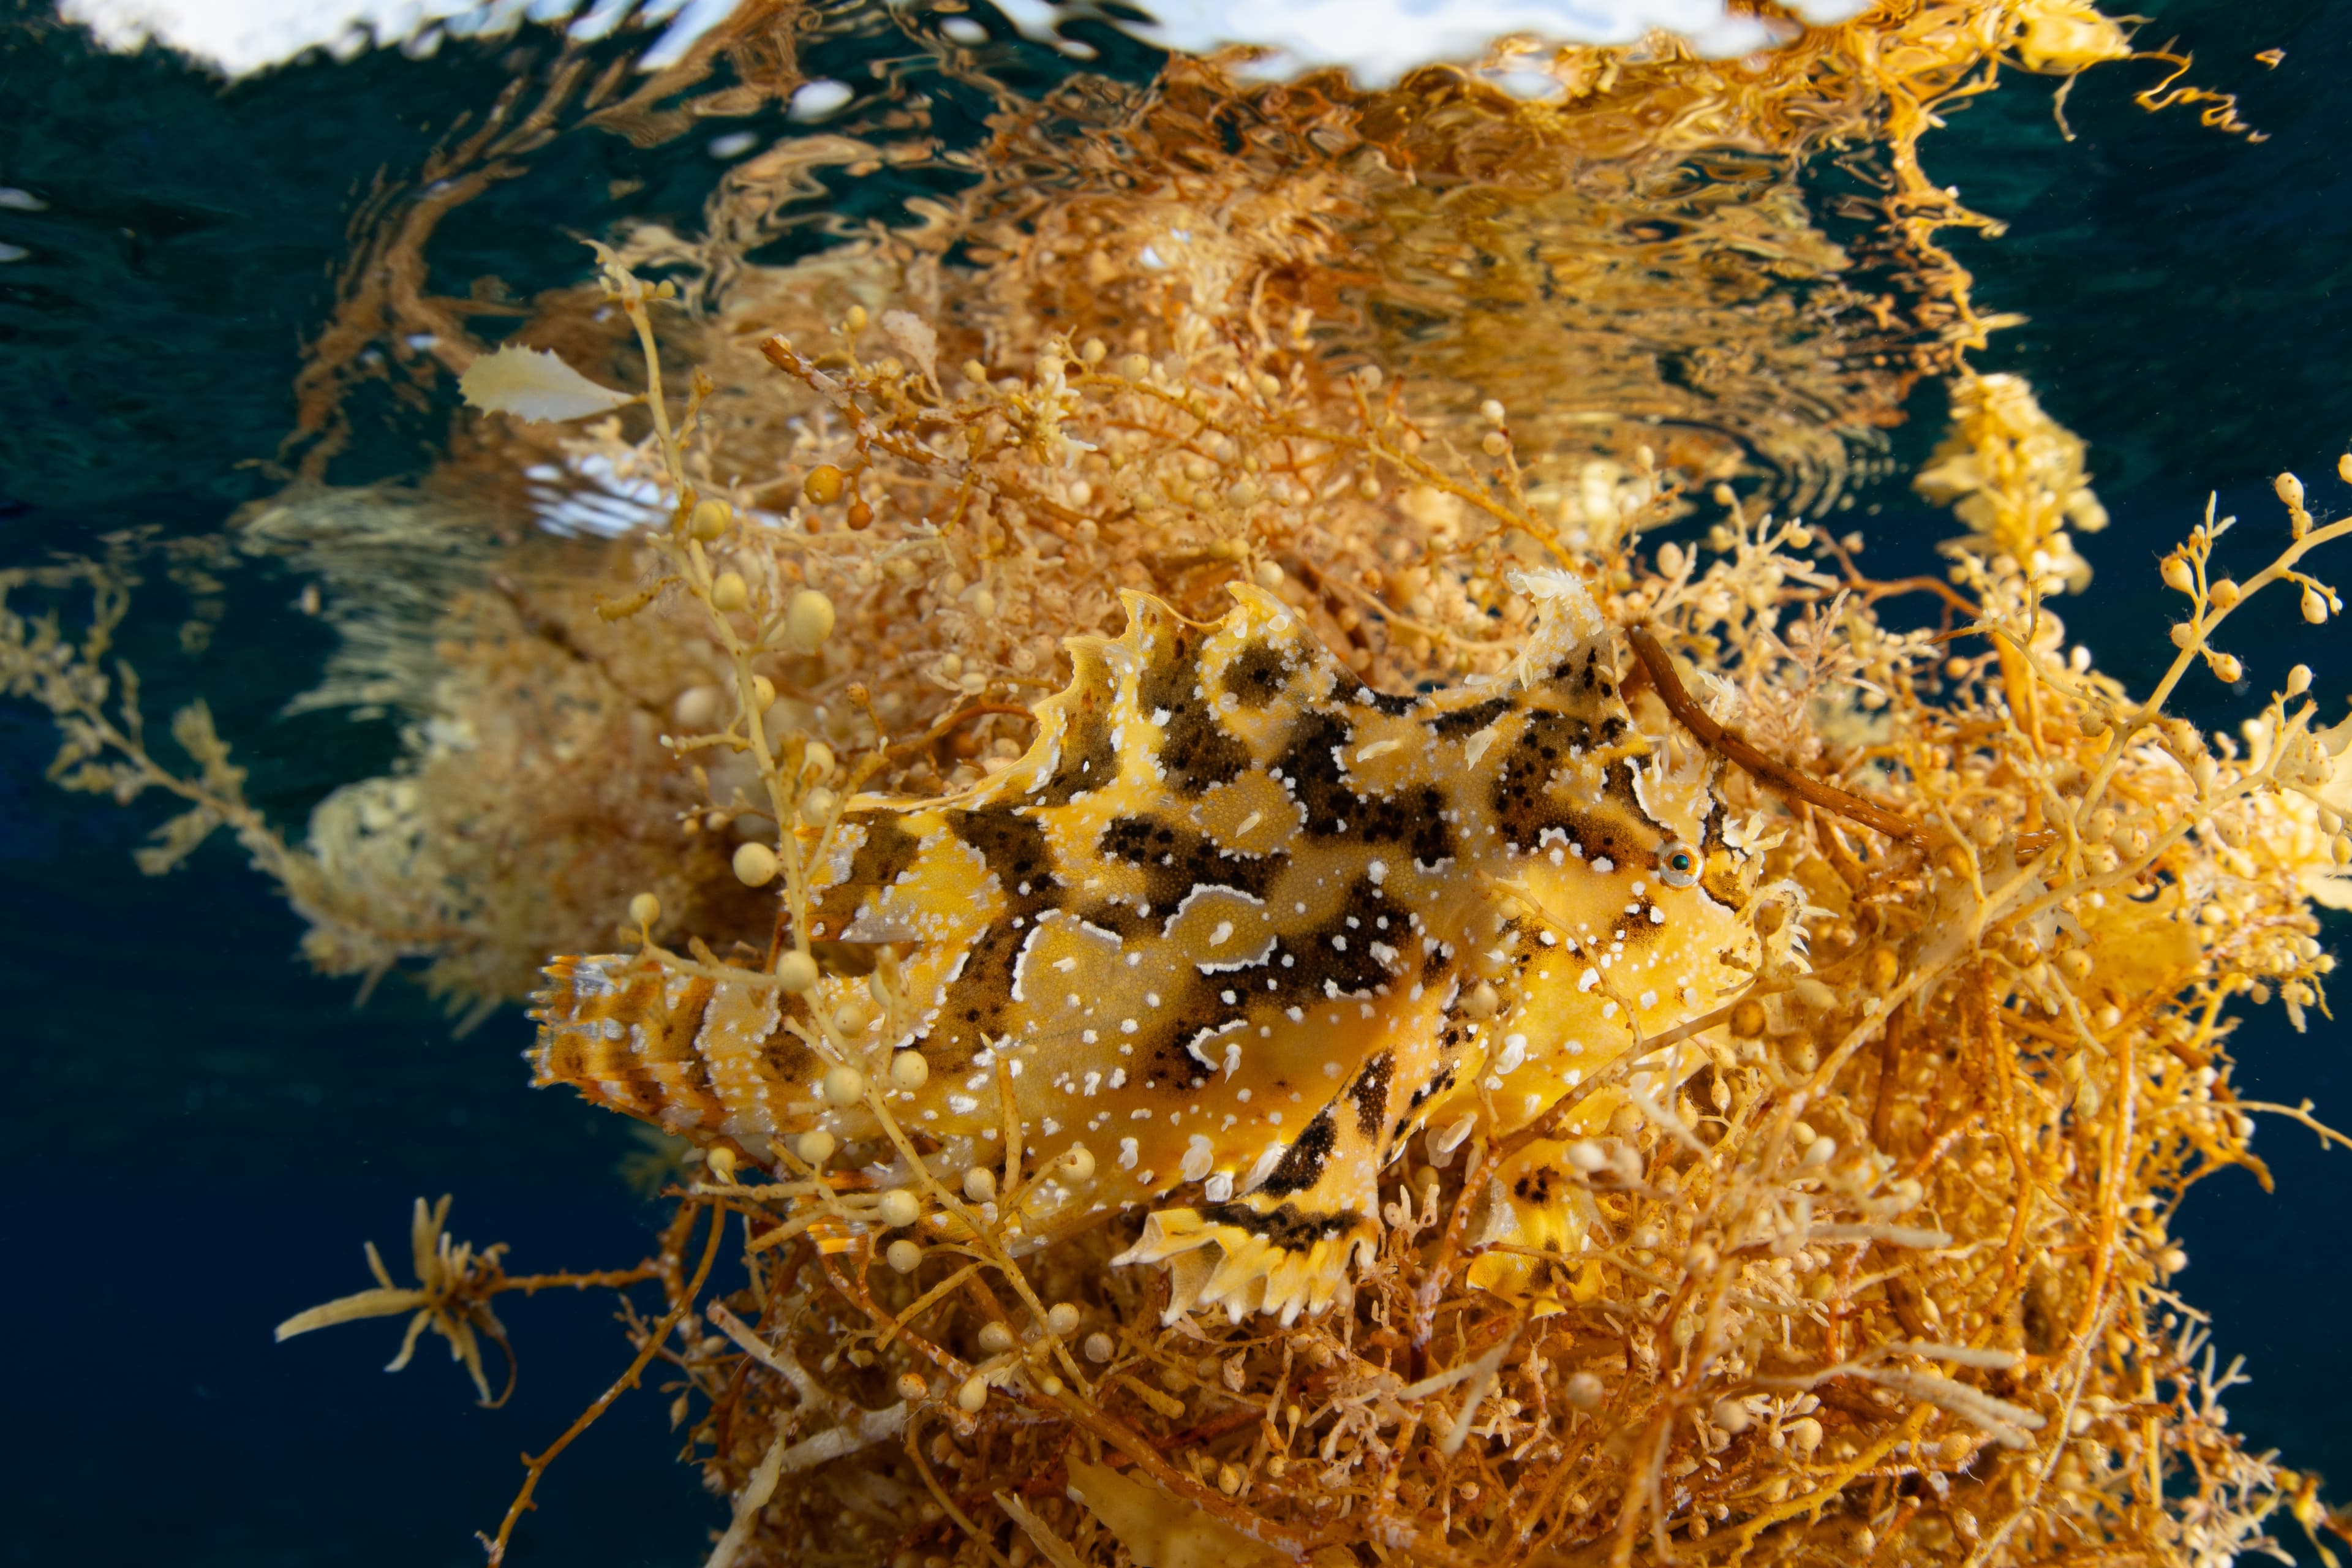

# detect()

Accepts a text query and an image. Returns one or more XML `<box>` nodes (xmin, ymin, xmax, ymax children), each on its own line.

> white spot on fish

<box><xmin>1181</xmin><ymin>1134</ymin><xmax>1214</xmax><ymax>1181</ymax></box>
<box><xmin>1240</xmin><ymin>1142</ymin><xmax>1286</xmax><ymax>1193</ymax></box>
<box><xmin>1433</xmin><ymin>1112</ymin><xmax>1477</xmax><ymax>1155</ymax></box>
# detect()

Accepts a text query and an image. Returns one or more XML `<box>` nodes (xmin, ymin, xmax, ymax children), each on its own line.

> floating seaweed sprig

<box><xmin>275</xmin><ymin>1195</ymin><xmax>521</xmax><ymax>1407</ymax></box>
<box><xmin>273</xmin><ymin>1194</ymin><xmax>673</xmax><ymax>1410</ymax></box>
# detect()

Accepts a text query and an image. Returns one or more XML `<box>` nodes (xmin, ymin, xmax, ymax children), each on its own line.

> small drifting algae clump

<box><xmin>6</xmin><ymin>2</ymin><xmax>2351</xmax><ymax>1566</ymax></box>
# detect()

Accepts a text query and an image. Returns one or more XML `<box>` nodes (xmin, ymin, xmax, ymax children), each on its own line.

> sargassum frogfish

<box><xmin>532</xmin><ymin>568</ymin><xmax>1761</xmax><ymax>1322</ymax></box>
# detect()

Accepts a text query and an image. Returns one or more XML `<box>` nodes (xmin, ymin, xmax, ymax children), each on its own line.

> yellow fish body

<box><xmin>532</xmin><ymin>570</ymin><xmax>1756</xmax><ymax>1322</ymax></box>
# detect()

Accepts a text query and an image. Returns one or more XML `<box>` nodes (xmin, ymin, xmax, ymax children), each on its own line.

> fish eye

<box><xmin>1658</xmin><ymin>841</ymin><xmax>1700</xmax><ymax>888</ymax></box>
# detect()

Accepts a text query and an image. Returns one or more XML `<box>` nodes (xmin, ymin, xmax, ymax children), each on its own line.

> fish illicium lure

<box><xmin>532</xmin><ymin>569</ymin><xmax>1760</xmax><ymax>1323</ymax></box>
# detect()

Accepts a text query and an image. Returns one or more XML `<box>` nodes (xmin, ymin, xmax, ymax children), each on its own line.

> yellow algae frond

<box><xmin>460</xmin><ymin>344</ymin><xmax>639</xmax><ymax>423</ymax></box>
<box><xmin>1063</xmin><ymin>1459</ymin><xmax>1289</xmax><ymax>1568</ymax></box>
<box><xmin>1915</xmin><ymin>369</ymin><xmax>2109</xmax><ymax>592</ymax></box>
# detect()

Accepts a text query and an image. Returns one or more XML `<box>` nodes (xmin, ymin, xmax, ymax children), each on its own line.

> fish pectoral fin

<box><xmin>1463</xmin><ymin>1137</ymin><xmax>1600</xmax><ymax>1307</ymax></box>
<box><xmin>1113</xmin><ymin>1201</ymin><xmax>1381</xmax><ymax>1325</ymax></box>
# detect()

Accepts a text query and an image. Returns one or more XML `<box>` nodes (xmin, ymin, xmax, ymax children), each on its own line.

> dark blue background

<box><xmin>2</xmin><ymin>0</ymin><xmax>2347</xmax><ymax>1562</ymax></box>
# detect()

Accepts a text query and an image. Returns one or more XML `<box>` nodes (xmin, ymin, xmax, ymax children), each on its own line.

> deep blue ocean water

<box><xmin>2</xmin><ymin>0</ymin><xmax>2349</xmax><ymax>1562</ymax></box>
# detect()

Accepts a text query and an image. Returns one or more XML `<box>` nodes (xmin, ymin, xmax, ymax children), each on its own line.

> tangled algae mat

<box><xmin>8</xmin><ymin>3</ymin><xmax>2352</xmax><ymax>1566</ymax></box>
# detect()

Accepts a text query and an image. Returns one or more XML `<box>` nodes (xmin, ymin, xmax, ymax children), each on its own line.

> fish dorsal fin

<box><xmin>1499</xmin><ymin>567</ymin><xmax>1615</xmax><ymax>692</ymax></box>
